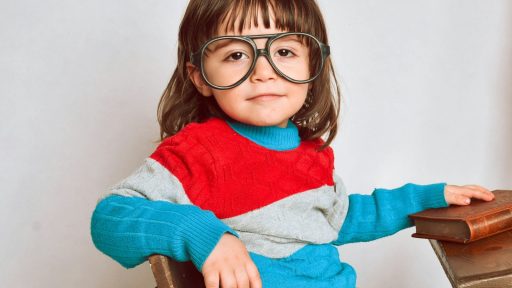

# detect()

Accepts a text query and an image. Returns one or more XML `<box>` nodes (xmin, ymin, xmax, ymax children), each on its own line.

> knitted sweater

<box><xmin>91</xmin><ymin>117</ymin><xmax>448</xmax><ymax>288</ymax></box>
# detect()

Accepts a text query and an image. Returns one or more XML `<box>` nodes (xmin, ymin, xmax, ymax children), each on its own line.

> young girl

<box><xmin>91</xmin><ymin>1</ymin><xmax>494</xmax><ymax>287</ymax></box>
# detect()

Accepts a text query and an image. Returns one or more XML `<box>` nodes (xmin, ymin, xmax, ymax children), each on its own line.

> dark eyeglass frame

<box><xmin>190</xmin><ymin>32</ymin><xmax>330</xmax><ymax>90</ymax></box>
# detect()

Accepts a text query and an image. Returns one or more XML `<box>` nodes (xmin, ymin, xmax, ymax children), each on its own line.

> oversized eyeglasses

<box><xmin>190</xmin><ymin>32</ymin><xmax>330</xmax><ymax>90</ymax></box>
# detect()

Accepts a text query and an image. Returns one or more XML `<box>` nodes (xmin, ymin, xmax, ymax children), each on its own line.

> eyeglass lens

<box><xmin>202</xmin><ymin>34</ymin><xmax>322</xmax><ymax>87</ymax></box>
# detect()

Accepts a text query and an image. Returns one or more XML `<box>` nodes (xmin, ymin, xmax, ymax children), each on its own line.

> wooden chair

<box><xmin>149</xmin><ymin>255</ymin><xmax>206</xmax><ymax>288</ymax></box>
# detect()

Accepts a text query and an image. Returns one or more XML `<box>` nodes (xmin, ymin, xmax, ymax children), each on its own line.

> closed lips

<box><xmin>247</xmin><ymin>94</ymin><xmax>284</xmax><ymax>100</ymax></box>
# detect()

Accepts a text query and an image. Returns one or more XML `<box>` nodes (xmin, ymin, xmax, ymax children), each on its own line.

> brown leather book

<box><xmin>409</xmin><ymin>190</ymin><xmax>512</xmax><ymax>243</ymax></box>
<box><xmin>429</xmin><ymin>231</ymin><xmax>512</xmax><ymax>287</ymax></box>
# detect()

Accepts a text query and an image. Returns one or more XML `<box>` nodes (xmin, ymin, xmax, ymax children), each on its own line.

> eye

<box><xmin>275</xmin><ymin>49</ymin><xmax>295</xmax><ymax>57</ymax></box>
<box><xmin>226</xmin><ymin>52</ymin><xmax>249</xmax><ymax>61</ymax></box>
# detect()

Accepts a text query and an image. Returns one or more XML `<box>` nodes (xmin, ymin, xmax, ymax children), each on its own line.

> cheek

<box><xmin>293</xmin><ymin>85</ymin><xmax>309</xmax><ymax>103</ymax></box>
<box><xmin>212</xmin><ymin>93</ymin><xmax>241</xmax><ymax>114</ymax></box>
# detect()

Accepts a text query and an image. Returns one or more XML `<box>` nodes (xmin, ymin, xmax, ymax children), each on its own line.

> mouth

<box><xmin>247</xmin><ymin>94</ymin><xmax>285</xmax><ymax>101</ymax></box>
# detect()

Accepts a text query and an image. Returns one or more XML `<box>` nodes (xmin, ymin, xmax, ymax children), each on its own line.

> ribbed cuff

<box><xmin>409</xmin><ymin>182</ymin><xmax>448</xmax><ymax>209</ymax></box>
<box><xmin>181</xmin><ymin>209</ymin><xmax>239</xmax><ymax>271</ymax></box>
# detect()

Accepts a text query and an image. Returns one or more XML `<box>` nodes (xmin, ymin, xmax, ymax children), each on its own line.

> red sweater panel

<box><xmin>150</xmin><ymin>118</ymin><xmax>334</xmax><ymax>219</ymax></box>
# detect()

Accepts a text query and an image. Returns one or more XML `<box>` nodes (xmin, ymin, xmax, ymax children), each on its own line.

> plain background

<box><xmin>1</xmin><ymin>0</ymin><xmax>511</xmax><ymax>287</ymax></box>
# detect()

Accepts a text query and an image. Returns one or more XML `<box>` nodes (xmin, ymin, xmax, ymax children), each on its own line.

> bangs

<box><xmin>219</xmin><ymin>0</ymin><xmax>322</xmax><ymax>37</ymax></box>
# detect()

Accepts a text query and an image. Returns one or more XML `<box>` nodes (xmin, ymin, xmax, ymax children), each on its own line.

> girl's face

<box><xmin>188</xmin><ymin>13</ymin><xmax>309</xmax><ymax>128</ymax></box>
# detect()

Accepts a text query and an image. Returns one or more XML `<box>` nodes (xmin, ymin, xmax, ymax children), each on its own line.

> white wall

<box><xmin>1</xmin><ymin>1</ymin><xmax>510</xmax><ymax>287</ymax></box>
<box><xmin>326</xmin><ymin>1</ymin><xmax>512</xmax><ymax>287</ymax></box>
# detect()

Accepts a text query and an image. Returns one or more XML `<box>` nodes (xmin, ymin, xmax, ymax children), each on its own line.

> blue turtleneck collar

<box><xmin>226</xmin><ymin>119</ymin><xmax>300</xmax><ymax>151</ymax></box>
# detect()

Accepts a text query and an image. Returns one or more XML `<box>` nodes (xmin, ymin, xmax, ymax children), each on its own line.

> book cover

<box><xmin>409</xmin><ymin>190</ymin><xmax>512</xmax><ymax>243</ymax></box>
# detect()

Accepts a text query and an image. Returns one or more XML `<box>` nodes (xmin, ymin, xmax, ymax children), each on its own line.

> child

<box><xmin>91</xmin><ymin>1</ymin><xmax>494</xmax><ymax>287</ymax></box>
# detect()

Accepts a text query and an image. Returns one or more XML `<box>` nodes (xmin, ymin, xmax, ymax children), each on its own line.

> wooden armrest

<box><xmin>149</xmin><ymin>255</ymin><xmax>206</xmax><ymax>288</ymax></box>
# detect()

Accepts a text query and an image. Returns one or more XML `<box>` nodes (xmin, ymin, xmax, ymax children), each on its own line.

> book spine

<box><xmin>467</xmin><ymin>208</ymin><xmax>512</xmax><ymax>242</ymax></box>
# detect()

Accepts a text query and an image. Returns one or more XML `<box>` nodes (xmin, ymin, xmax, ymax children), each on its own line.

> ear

<box><xmin>186</xmin><ymin>62</ymin><xmax>213</xmax><ymax>97</ymax></box>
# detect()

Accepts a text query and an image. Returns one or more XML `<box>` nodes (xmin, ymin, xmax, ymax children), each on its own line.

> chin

<box><xmin>230</xmin><ymin>115</ymin><xmax>288</xmax><ymax>127</ymax></box>
<box><xmin>256</xmin><ymin>119</ymin><xmax>287</xmax><ymax>127</ymax></box>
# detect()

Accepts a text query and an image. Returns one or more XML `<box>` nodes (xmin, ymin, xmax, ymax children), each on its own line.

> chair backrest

<box><xmin>149</xmin><ymin>255</ymin><xmax>206</xmax><ymax>288</ymax></box>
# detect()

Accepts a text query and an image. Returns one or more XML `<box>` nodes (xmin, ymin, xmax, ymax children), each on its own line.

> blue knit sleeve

<box><xmin>90</xmin><ymin>195</ymin><xmax>238</xmax><ymax>271</ymax></box>
<box><xmin>332</xmin><ymin>183</ymin><xmax>448</xmax><ymax>245</ymax></box>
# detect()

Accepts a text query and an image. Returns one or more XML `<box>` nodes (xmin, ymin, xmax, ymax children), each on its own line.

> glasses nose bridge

<box><xmin>250</xmin><ymin>34</ymin><xmax>271</xmax><ymax>59</ymax></box>
<box><xmin>253</xmin><ymin>47</ymin><xmax>275</xmax><ymax>71</ymax></box>
<box><xmin>255</xmin><ymin>48</ymin><xmax>270</xmax><ymax>59</ymax></box>
<box><xmin>249</xmin><ymin>46</ymin><xmax>280</xmax><ymax>82</ymax></box>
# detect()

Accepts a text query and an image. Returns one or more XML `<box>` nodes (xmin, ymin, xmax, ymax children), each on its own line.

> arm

<box><xmin>332</xmin><ymin>183</ymin><xmax>447</xmax><ymax>245</ymax></box>
<box><xmin>91</xmin><ymin>194</ymin><xmax>237</xmax><ymax>270</ymax></box>
<box><xmin>90</xmin><ymin>158</ymin><xmax>238</xmax><ymax>271</ymax></box>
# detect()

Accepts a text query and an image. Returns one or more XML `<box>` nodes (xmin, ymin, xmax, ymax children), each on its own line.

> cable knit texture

<box><xmin>90</xmin><ymin>117</ymin><xmax>448</xmax><ymax>288</ymax></box>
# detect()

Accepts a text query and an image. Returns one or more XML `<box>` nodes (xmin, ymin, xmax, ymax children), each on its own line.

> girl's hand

<box><xmin>444</xmin><ymin>184</ymin><xmax>494</xmax><ymax>205</ymax></box>
<box><xmin>202</xmin><ymin>233</ymin><xmax>262</xmax><ymax>288</ymax></box>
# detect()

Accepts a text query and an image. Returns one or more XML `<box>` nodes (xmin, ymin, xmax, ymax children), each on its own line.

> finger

<box><xmin>465</xmin><ymin>185</ymin><xmax>491</xmax><ymax>193</ymax></box>
<box><xmin>463</xmin><ymin>185</ymin><xmax>492</xmax><ymax>194</ymax></box>
<box><xmin>204</xmin><ymin>271</ymin><xmax>220</xmax><ymax>288</ymax></box>
<box><xmin>234</xmin><ymin>266</ymin><xmax>250</xmax><ymax>288</ymax></box>
<box><xmin>245</xmin><ymin>262</ymin><xmax>262</xmax><ymax>288</ymax></box>
<box><xmin>220</xmin><ymin>270</ymin><xmax>237</xmax><ymax>288</ymax></box>
<box><xmin>461</xmin><ymin>186</ymin><xmax>494</xmax><ymax>201</ymax></box>
<box><xmin>468</xmin><ymin>185</ymin><xmax>494</xmax><ymax>198</ymax></box>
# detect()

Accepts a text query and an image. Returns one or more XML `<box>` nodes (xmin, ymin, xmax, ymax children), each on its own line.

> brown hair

<box><xmin>157</xmin><ymin>0</ymin><xmax>341</xmax><ymax>150</ymax></box>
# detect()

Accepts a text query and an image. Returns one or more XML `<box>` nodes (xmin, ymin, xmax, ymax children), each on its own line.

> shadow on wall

<box><xmin>496</xmin><ymin>1</ymin><xmax>512</xmax><ymax>186</ymax></box>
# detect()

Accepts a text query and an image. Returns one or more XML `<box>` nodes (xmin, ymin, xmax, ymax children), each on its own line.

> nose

<box><xmin>249</xmin><ymin>51</ymin><xmax>278</xmax><ymax>83</ymax></box>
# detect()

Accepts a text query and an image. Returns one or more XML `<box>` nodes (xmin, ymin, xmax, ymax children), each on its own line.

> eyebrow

<box><xmin>276</xmin><ymin>37</ymin><xmax>304</xmax><ymax>45</ymax></box>
<box><xmin>205</xmin><ymin>39</ymin><xmax>241</xmax><ymax>54</ymax></box>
